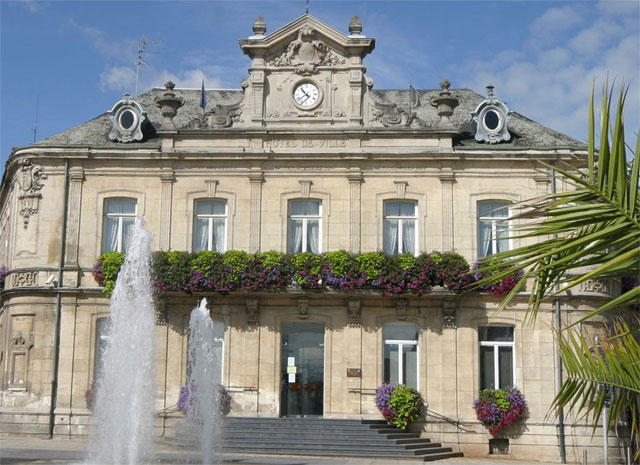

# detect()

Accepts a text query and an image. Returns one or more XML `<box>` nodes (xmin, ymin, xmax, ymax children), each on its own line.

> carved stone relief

<box><xmin>578</xmin><ymin>279</ymin><xmax>617</xmax><ymax>296</ymax></box>
<box><xmin>297</xmin><ymin>297</ymin><xmax>309</xmax><ymax>320</ymax></box>
<box><xmin>9</xmin><ymin>315</ymin><xmax>34</xmax><ymax>389</ymax></box>
<box><xmin>268</xmin><ymin>27</ymin><xmax>345</xmax><ymax>75</ymax></box>
<box><xmin>443</xmin><ymin>298</ymin><xmax>456</xmax><ymax>329</ymax></box>
<box><xmin>16</xmin><ymin>159</ymin><xmax>46</xmax><ymax>228</ymax></box>
<box><xmin>187</xmin><ymin>104</ymin><xmax>244</xmax><ymax>129</ymax></box>
<box><xmin>370</xmin><ymin>103</ymin><xmax>426</xmax><ymax>128</ymax></box>
<box><xmin>347</xmin><ymin>297</ymin><xmax>361</xmax><ymax>325</ymax></box>
<box><xmin>246</xmin><ymin>296</ymin><xmax>259</xmax><ymax>326</ymax></box>
<box><xmin>11</xmin><ymin>271</ymin><xmax>39</xmax><ymax>288</ymax></box>
<box><xmin>396</xmin><ymin>298</ymin><xmax>408</xmax><ymax>321</ymax></box>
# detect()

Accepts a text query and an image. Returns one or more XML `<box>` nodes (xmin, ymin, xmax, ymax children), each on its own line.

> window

<box><xmin>102</xmin><ymin>198</ymin><xmax>137</xmax><ymax>254</ymax></box>
<box><xmin>384</xmin><ymin>201</ymin><xmax>418</xmax><ymax>255</ymax></box>
<box><xmin>193</xmin><ymin>199</ymin><xmax>227</xmax><ymax>252</ymax></box>
<box><xmin>287</xmin><ymin>200</ymin><xmax>321</xmax><ymax>254</ymax></box>
<box><xmin>479</xmin><ymin>326</ymin><xmax>514</xmax><ymax>390</ymax></box>
<box><xmin>187</xmin><ymin>320</ymin><xmax>225</xmax><ymax>384</ymax></box>
<box><xmin>383</xmin><ymin>324</ymin><xmax>419</xmax><ymax>389</ymax></box>
<box><xmin>477</xmin><ymin>201</ymin><xmax>509</xmax><ymax>258</ymax></box>
<box><xmin>94</xmin><ymin>317</ymin><xmax>110</xmax><ymax>380</ymax></box>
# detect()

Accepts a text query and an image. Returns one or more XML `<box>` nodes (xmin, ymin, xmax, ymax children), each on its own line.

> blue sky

<box><xmin>1</xmin><ymin>0</ymin><xmax>638</xmax><ymax>171</ymax></box>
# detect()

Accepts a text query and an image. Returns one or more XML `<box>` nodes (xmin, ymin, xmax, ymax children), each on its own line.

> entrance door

<box><xmin>280</xmin><ymin>322</ymin><xmax>324</xmax><ymax>417</ymax></box>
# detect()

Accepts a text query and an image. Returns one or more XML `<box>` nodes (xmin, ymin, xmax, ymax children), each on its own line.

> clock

<box><xmin>293</xmin><ymin>82</ymin><xmax>321</xmax><ymax>109</ymax></box>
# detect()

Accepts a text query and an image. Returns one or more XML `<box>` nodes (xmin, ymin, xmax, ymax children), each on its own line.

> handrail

<box><xmin>425</xmin><ymin>408</ymin><xmax>475</xmax><ymax>433</ymax></box>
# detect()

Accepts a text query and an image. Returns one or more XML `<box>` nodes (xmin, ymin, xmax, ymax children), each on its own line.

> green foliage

<box><xmin>96</xmin><ymin>252</ymin><xmax>124</xmax><ymax>297</ymax></box>
<box><xmin>322</xmin><ymin>250</ymin><xmax>355</xmax><ymax>276</ymax></box>
<box><xmin>356</xmin><ymin>252</ymin><xmax>385</xmax><ymax>281</ymax></box>
<box><xmin>256</xmin><ymin>251</ymin><xmax>286</xmax><ymax>269</ymax></box>
<box><xmin>397</xmin><ymin>253</ymin><xmax>416</xmax><ymax>271</ymax></box>
<box><xmin>388</xmin><ymin>385</ymin><xmax>424</xmax><ymax>430</ymax></box>
<box><xmin>192</xmin><ymin>251</ymin><xmax>223</xmax><ymax>274</ymax></box>
<box><xmin>222</xmin><ymin>250</ymin><xmax>250</xmax><ymax>283</ymax></box>
<box><xmin>291</xmin><ymin>252</ymin><xmax>322</xmax><ymax>285</ymax></box>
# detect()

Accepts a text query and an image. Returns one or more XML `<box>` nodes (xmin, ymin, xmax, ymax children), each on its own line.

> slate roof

<box><xmin>29</xmin><ymin>86</ymin><xmax>584</xmax><ymax>151</ymax></box>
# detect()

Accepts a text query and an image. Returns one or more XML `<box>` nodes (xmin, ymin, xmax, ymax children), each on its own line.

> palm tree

<box><xmin>474</xmin><ymin>85</ymin><xmax>639</xmax><ymax>451</ymax></box>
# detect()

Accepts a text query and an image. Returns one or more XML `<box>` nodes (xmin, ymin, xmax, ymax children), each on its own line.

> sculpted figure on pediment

<box><xmin>186</xmin><ymin>103</ymin><xmax>244</xmax><ymax>129</ymax></box>
<box><xmin>269</xmin><ymin>27</ymin><xmax>345</xmax><ymax>75</ymax></box>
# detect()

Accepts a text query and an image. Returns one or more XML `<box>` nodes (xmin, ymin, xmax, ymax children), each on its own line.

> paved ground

<box><xmin>0</xmin><ymin>435</ymin><xmax>561</xmax><ymax>465</ymax></box>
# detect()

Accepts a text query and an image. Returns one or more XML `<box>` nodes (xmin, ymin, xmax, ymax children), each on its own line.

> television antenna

<box><xmin>135</xmin><ymin>38</ymin><xmax>162</xmax><ymax>97</ymax></box>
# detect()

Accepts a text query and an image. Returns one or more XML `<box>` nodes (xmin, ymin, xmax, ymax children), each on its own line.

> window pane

<box><xmin>213</xmin><ymin>218</ymin><xmax>225</xmax><ymax>252</ymax></box>
<box><xmin>499</xmin><ymin>347</ymin><xmax>513</xmax><ymax>389</ymax></box>
<box><xmin>105</xmin><ymin>198</ymin><xmax>136</xmax><ymax>215</ymax></box>
<box><xmin>193</xmin><ymin>218</ymin><xmax>209</xmax><ymax>251</ymax></box>
<box><xmin>307</xmin><ymin>219</ymin><xmax>320</xmax><ymax>254</ymax></box>
<box><xmin>478</xmin><ymin>219</ymin><xmax>491</xmax><ymax>258</ymax></box>
<box><xmin>384</xmin><ymin>344</ymin><xmax>399</xmax><ymax>384</ymax></box>
<box><xmin>287</xmin><ymin>219</ymin><xmax>303</xmax><ymax>254</ymax></box>
<box><xmin>94</xmin><ymin>318</ymin><xmax>110</xmax><ymax>380</ymax></box>
<box><xmin>480</xmin><ymin>346</ymin><xmax>495</xmax><ymax>390</ymax></box>
<box><xmin>401</xmin><ymin>220</ymin><xmax>415</xmax><ymax>254</ymax></box>
<box><xmin>480</xmin><ymin>326</ymin><xmax>514</xmax><ymax>342</ymax></box>
<box><xmin>121</xmin><ymin>217</ymin><xmax>135</xmax><ymax>254</ymax></box>
<box><xmin>196</xmin><ymin>199</ymin><xmax>226</xmax><ymax>216</ymax></box>
<box><xmin>384</xmin><ymin>219</ymin><xmax>399</xmax><ymax>255</ymax></box>
<box><xmin>102</xmin><ymin>217</ymin><xmax>119</xmax><ymax>253</ymax></box>
<box><xmin>478</xmin><ymin>201</ymin><xmax>508</xmax><ymax>218</ymax></box>
<box><xmin>404</xmin><ymin>344</ymin><xmax>418</xmax><ymax>389</ymax></box>
<box><xmin>290</xmin><ymin>200</ymin><xmax>320</xmax><ymax>216</ymax></box>
<box><xmin>496</xmin><ymin>223</ymin><xmax>509</xmax><ymax>253</ymax></box>
<box><xmin>384</xmin><ymin>324</ymin><xmax>418</xmax><ymax>341</ymax></box>
<box><xmin>385</xmin><ymin>201</ymin><xmax>416</xmax><ymax>217</ymax></box>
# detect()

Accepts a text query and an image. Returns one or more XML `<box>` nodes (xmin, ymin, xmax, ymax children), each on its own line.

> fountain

<box><xmin>185</xmin><ymin>298</ymin><xmax>223</xmax><ymax>465</ymax></box>
<box><xmin>87</xmin><ymin>218</ymin><xmax>156</xmax><ymax>465</ymax></box>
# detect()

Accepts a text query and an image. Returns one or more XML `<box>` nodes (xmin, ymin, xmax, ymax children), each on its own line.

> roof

<box><xmin>27</xmin><ymin>86</ymin><xmax>584</xmax><ymax>151</ymax></box>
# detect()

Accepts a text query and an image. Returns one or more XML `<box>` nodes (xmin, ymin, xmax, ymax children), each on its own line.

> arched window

<box><xmin>101</xmin><ymin>198</ymin><xmax>137</xmax><ymax>254</ymax></box>
<box><xmin>477</xmin><ymin>200</ymin><xmax>510</xmax><ymax>258</ymax></box>
<box><xmin>383</xmin><ymin>201</ymin><xmax>418</xmax><ymax>255</ymax></box>
<box><xmin>193</xmin><ymin>199</ymin><xmax>227</xmax><ymax>252</ymax></box>
<box><xmin>287</xmin><ymin>200</ymin><xmax>321</xmax><ymax>254</ymax></box>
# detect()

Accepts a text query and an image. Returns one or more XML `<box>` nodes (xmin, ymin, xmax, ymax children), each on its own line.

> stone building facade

<box><xmin>0</xmin><ymin>13</ymin><xmax>627</xmax><ymax>463</ymax></box>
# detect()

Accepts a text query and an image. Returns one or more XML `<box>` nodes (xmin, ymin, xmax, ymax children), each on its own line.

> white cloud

<box><xmin>68</xmin><ymin>18</ymin><xmax>137</xmax><ymax>63</ymax></box>
<box><xmin>459</xmin><ymin>3</ymin><xmax>639</xmax><ymax>144</ymax></box>
<box><xmin>19</xmin><ymin>0</ymin><xmax>49</xmax><ymax>13</ymax></box>
<box><xmin>100</xmin><ymin>66</ymin><xmax>136</xmax><ymax>92</ymax></box>
<box><xmin>141</xmin><ymin>68</ymin><xmax>225</xmax><ymax>92</ymax></box>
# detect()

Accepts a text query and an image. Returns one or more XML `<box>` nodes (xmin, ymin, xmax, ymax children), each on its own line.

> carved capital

<box><xmin>443</xmin><ymin>298</ymin><xmax>456</xmax><ymax>329</ymax></box>
<box><xmin>246</xmin><ymin>296</ymin><xmax>259</xmax><ymax>326</ymax></box>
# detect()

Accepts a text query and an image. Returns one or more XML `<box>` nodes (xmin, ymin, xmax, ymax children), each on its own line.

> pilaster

<box><xmin>64</xmin><ymin>167</ymin><xmax>84</xmax><ymax>265</ymax></box>
<box><xmin>159</xmin><ymin>171</ymin><xmax>175</xmax><ymax>251</ymax></box>
<box><xmin>249</xmin><ymin>170</ymin><xmax>264</xmax><ymax>253</ymax></box>
<box><xmin>439</xmin><ymin>169</ymin><xmax>456</xmax><ymax>251</ymax></box>
<box><xmin>347</xmin><ymin>171</ymin><xmax>363</xmax><ymax>253</ymax></box>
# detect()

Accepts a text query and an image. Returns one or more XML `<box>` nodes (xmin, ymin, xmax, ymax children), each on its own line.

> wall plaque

<box><xmin>347</xmin><ymin>368</ymin><xmax>362</xmax><ymax>378</ymax></box>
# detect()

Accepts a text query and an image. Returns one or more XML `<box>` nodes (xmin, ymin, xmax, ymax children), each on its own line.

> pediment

<box><xmin>240</xmin><ymin>14</ymin><xmax>375</xmax><ymax>73</ymax></box>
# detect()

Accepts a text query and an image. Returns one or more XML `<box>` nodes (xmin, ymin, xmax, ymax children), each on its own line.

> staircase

<box><xmin>165</xmin><ymin>417</ymin><xmax>463</xmax><ymax>461</ymax></box>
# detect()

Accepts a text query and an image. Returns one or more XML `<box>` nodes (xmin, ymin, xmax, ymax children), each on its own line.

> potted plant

<box><xmin>375</xmin><ymin>383</ymin><xmax>424</xmax><ymax>430</ymax></box>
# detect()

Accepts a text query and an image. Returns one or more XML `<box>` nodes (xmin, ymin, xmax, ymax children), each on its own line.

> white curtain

<box><xmin>102</xmin><ymin>217</ymin><xmax>119</xmax><ymax>253</ymax></box>
<box><xmin>213</xmin><ymin>219</ymin><xmax>225</xmax><ymax>252</ymax></box>
<box><xmin>402</xmin><ymin>220</ymin><xmax>415</xmax><ymax>255</ymax></box>
<box><xmin>288</xmin><ymin>219</ymin><xmax>303</xmax><ymax>253</ymax></box>
<box><xmin>121</xmin><ymin>217</ymin><xmax>135</xmax><ymax>254</ymax></box>
<box><xmin>307</xmin><ymin>220</ymin><xmax>319</xmax><ymax>254</ymax></box>
<box><xmin>384</xmin><ymin>220</ymin><xmax>398</xmax><ymax>254</ymax></box>
<box><xmin>496</xmin><ymin>222</ymin><xmax>508</xmax><ymax>253</ymax></box>
<box><xmin>478</xmin><ymin>220</ymin><xmax>492</xmax><ymax>257</ymax></box>
<box><xmin>194</xmin><ymin>218</ymin><xmax>209</xmax><ymax>251</ymax></box>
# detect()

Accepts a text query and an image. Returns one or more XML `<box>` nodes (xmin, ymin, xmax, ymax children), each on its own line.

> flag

<box><xmin>409</xmin><ymin>84</ymin><xmax>419</xmax><ymax>107</ymax></box>
<box><xmin>200</xmin><ymin>80</ymin><xmax>207</xmax><ymax>110</ymax></box>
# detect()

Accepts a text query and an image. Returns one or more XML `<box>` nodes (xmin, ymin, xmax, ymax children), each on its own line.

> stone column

<box><xmin>439</xmin><ymin>169</ymin><xmax>455</xmax><ymax>251</ymax></box>
<box><xmin>248</xmin><ymin>170</ymin><xmax>264</xmax><ymax>253</ymax></box>
<box><xmin>159</xmin><ymin>171</ymin><xmax>175</xmax><ymax>251</ymax></box>
<box><xmin>64</xmin><ymin>167</ymin><xmax>84</xmax><ymax>265</ymax></box>
<box><xmin>347</xmin><ymin>171</ymin><xmax>363</xmax><ymax>253</ymax></box>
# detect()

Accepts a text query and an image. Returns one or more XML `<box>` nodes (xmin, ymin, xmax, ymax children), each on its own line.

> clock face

<box><xmin>293</xmin><ymin>82</ymin><xmax>320</xmax><ymax>108</ymax></box>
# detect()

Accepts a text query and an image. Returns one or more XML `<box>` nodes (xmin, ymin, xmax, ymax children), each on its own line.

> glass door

<box><xmin>280</xmin><ymin>322</ymin><xmax>324</xmax><ymax>417</ymax></box>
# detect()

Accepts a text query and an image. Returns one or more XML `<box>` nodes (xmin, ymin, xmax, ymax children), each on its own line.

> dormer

<box><xmin>238</xmin><ymin>14</ymin><xmax>375</xmax><ymax>127</ymax></box>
